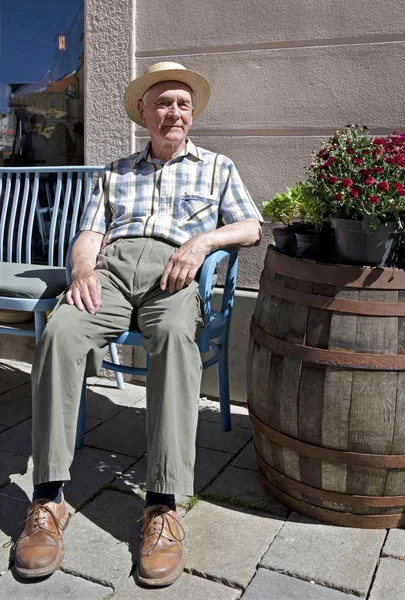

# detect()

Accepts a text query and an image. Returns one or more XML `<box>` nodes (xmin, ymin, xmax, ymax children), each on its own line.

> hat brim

<box><xmin>124</xmin><ymin>68</ymin><xmax>211</xmax><ymax>127</ymax></box>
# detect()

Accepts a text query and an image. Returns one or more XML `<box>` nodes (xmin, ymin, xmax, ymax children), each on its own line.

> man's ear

<box><xmin>137</xmin><ymin>101</ymin><xmax>146</xmax><ymax>123</ymax></box>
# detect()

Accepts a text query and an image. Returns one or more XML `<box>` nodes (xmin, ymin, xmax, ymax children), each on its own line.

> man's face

<box><xmin>137</xmin><ymin>81</ymin><xmax>193</xmax><ymax>148</ymax></box>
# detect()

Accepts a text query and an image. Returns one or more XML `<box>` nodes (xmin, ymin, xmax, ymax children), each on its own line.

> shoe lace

<box><xmin>138</xmin><ymin>506</ymin><xmax>185</xmax><ymax>556</ymax></box>
<box><xmin>12</xmin><ymin>503</ymin><xmax>66</xmax><ymax>549</ymax></box>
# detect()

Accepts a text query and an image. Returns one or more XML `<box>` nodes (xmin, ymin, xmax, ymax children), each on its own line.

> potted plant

<box><xmin>307</xmin><ymin>125</ymin><xmax>405</xmax><ymax>267</ymax></box>
<box><xmin>263</xmin><ymin>181</ymin><xmax>327</xmax><ymax>258</ymax></box>
<box><xmin>262</xmin><ymin>184</ymin><xmax>303</xmax><ymax>255</ymax></box>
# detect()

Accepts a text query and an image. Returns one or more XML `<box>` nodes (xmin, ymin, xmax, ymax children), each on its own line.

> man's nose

<box><xmin>168</xmin><ymin>103</ymin><xmax>181</xmax><ymax>118</ymax></box>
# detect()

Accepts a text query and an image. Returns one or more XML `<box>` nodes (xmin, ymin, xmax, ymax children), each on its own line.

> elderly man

<box><xmin>14</xmin><ymin>62</ymin><xmax>262</xmax><ymax>587</ymax></box>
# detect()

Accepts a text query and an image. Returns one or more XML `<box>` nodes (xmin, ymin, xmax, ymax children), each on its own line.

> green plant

<box><xmin>307</xmin><ymin>125</ymin><xmax>405</xmax><ymax>232</ymax></box>
<box><xmin>262</xmin><ymin>181</ymin><xmax>325</xmax><ymax>231</ymax></box>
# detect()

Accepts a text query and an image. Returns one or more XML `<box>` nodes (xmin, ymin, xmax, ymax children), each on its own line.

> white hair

<box><xmin>141</xmin><ymin>84</ymin><xmax>195</xmax><ymax>107</ymax></box>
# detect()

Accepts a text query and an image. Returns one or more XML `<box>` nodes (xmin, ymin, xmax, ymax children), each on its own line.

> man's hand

<box><xmin>65</xmin><ymin>230</ymin><xmax>104</xmax><ymax>313</ymax></box>
<box><xmin>66</xmin><ymin>268</ymin><xmax>102</xmax><ymax>314</ymax></box>
<box><xmin>160</xmin><ymin>235</ymin><xmax>210</xmax><ymax>294</ymax></box>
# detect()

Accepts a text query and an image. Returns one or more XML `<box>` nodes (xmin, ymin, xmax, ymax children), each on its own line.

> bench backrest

<box><xmin>0</xmin><ymin>166</ymin><xmax>103</xmax><ymax>266</ymax></box>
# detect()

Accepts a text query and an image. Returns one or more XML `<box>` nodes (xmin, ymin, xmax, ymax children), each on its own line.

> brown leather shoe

<box><xmin>14</xmin><ymin>493</ymin><xmax>69</xmax><ymax>578</ymax></box>
<box><xmin>137</xmin><ymin>504</ymin><xmax>186</xmax><ymax>587</ymax></box>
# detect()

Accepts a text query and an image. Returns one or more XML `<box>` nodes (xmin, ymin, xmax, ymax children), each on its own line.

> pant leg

<box><xmin>32</xmin><ymin>270</ymin><xmax>133</xmax><ymax>485</ymax></box>
<box><xmin>137</xmin><ymin>279</ymin><xmax>204</xmax><ymax>497</ymax></box>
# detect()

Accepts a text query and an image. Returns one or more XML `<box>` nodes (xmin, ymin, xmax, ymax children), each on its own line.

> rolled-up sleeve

<box><xmin>218</xmin><ymin>159</ymin><xmax>263</xmax><ymax>225</ymax></box>
<box><xmin>79</xmin><ymin>167</ymin><xmax>112</xmax><ymax>234</ymax></box>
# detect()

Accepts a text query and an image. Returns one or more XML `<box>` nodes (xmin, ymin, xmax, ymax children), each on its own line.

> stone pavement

<box><xmin>0</xmin><ymin>359</ymin><xmax>403</xmax><ymax>599</ymax></box>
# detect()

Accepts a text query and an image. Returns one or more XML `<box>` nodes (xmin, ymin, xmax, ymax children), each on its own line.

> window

<box><xmin>0</xmin><ymin>1</ymin><xmax>84</xmax><ymax>167</ymax></box>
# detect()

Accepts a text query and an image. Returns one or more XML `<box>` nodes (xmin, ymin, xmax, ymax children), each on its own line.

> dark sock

<box><xmin>145</xmin><ymin>491</ymin><xmax>176</xmax><ymax>511</ymax></box>
<box><xmin>33</xmin><ymin>481</ymin><xmax>64</xmax><ymax>503</ymax></box>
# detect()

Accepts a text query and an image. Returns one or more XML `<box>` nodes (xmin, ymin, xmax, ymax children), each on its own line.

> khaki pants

<box><xmin>31</xmin><ymin>237</ymin><xmax>204</xmax><ymax>496</ymax></box>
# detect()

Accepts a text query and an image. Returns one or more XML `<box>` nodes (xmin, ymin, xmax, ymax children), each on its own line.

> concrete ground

<box><xmin>0</xmin><ymin>359</ymin><xmax>404</xmax><ymax>599</ymax></box>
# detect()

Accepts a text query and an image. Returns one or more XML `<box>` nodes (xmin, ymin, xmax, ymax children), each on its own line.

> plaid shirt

<box><xmin>80</xmin><ymin>139</ymin><xmax>262</xmax><ymax>246</ymax></box>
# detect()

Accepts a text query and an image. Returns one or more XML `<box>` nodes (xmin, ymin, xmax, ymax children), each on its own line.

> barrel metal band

<box><xmin>260</xmin><ymin>276</ymin><xmax>405</xmax><ymax>317</ymax></box>
<box><xmin>259</xmin><ymin>473</ymin><xmax>405</xmax><ymax>528</ymax></box>
<box><xmin>249</xmin><ymin>408</ymin><xmax>405</xmax><ymax>468</ymax></box>
<box><xmin>250</xmin><ymin>318</ymin><xmax>405</xmax><ymax>370</ymax></box>
<box><xmin>255</xmin><ymin>451</ymin><xmax>405</xmax><ymax>507</ymax></box>
<box><xmin>266</xmin><ymin>246</ymin><xmax>405</xmax><ymax>290</ymax></box>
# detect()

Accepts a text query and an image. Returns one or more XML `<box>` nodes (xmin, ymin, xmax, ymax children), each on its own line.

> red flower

<box><xmin>398</xmin><ymin>190</ymin><xmax>405</xmax><ymax>197</ymax></box>
<box><xmin>377</xmin><ymin>181</ymin><xmax>390</xmax><ymax>192</ymax></box>
<box><xmin>385</xmin><ymin>157</ymin><xmax>395</xmax><ymax>164</ymax></box>
<box><xmin>364</xmin><ymin>175</ymin><xmax>375</xmax><ymax>185</ymax></box>
<box><xmin>346</xmin><ymin>148</ymin><xmax>355</xmax><ymax>155</ymax></box>
<box><xmin>323</xmin><ymin>157</ymin><xmax>336</xmax><ymax>168</ymax></box>
<box><xmin>362</xmin><ymin>150</ymin><xmax>369</xmax><ymax>155</ymax></box>
<box><xmin>349</xmin><ymin>187</ymin><xmax>359</xmax><ymax>198</ymax></box>
<box><xmin>373</xmin><ymin>166</ymin><xmax>384</xmax><ymax>173</ymax></box>
<box><xmin>361</xmin><ymin>168</ymin><xmax>371</xmax><ymax>176</ymax></box>
<box><xmin>317</xmin><ymin>173</ymin><xmax>325</xmax><ymax>180</ymax></box>
<box><xmin>327</xmin><ymin>176</ymin><xmax>338</xmax><ymax>184</ymax></box>
<box><xmin>390</xmin><ymin>201</ymin><xmax>396</xmax><ymax>208</ymax></box>
<box><xmin>341</xmin><ymin>178</ymin><xmax>353</xmax><ymax>187</ymax></box>
<box><xmin>353</xmin><ymin>157</ymin><xmax>363</xmax><ymax>165</ymax></box>
<box><xmin>369</xmin><ymin>195</ymin><xmax>380</xmax><ymax>204</ymax></box>
<box><xmin>334</xmin><ymin>193</ymin><xmax>343</xmax><ymax>202</ymax></box>
<box><xmin>394</xmin><ymin>182</ymin><xmax>404</xmax><ymax>191</ymax></box>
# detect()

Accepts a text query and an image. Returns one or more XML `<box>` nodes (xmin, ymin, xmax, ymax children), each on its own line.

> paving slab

<box><xmin>111</xmin><ymin>571</ymin><xmax>240</xmax><ymax>599</ymax></box>
<box><xmin>0</xmin><ymin>360</ymin><xmax>31</xmax><ymax>394</ymax></box>
<box><xmin>369</xmin><ymin>557</ymin><xmax>405</xmax><ymax>600</ymax></box>
<box><xmin>0</xmin><ymin>449</ymin><xmax>30</xmax><ymax>487</ymax></box>
<box><xmin>0</xmin><ymin>383</ymin><xmax>32</xmax><ymax>426</ymax></box>
<box><xmin>261</xmin><ymin>512</ymin><xmax>386</xmax><ymax>597</ymax></box>
<box><xmin>63</xmin><ymin>491</ymin><xmax>145</xmax><ymax>589</ymax></box>
<box><xmin>84</xmin><ymin>416</ymin><xmax>104</xmax><ymax>433</ymax></box>
<box><xmin>86</xmin><ymin>379</ymin><xmax>146</xmax><ymax>420</ymax></box>
<box><xmin>183</xmin><ymin>499</ymin><xmax>284</xmax><ymax>588</ymax></box>
<box><xmin>0</xmin><ymin>568</ymin><xmax>111</xmax><ymax>599</ymax></box>
<box><xmin>196</xmin><ymin>419</ymin><xmax>252</xmax><ymax>454</ymax></box>
<box><xmin>231</xmin><ymin>440</ymin><xmax>257</xmax><ymax>471</ymax></box>
<box><xmin>0</xmin><ymin>425</ymin><xmax>7</xmax><ymax>432</ymax></box>
<box><xmin>0</xmin><ymin>419</ymin><xmax>32</xmax><ymax>455</ymax></box>
<box><xmin>1</xmin><ymin>447</ymin><xmax>135</xmax><ymax>509</ymax></box>
<box><xmin>203</xmin><ymin>465</ymin><xmax>288</xmax><ymax>517</ymax></box>
<box><xmin>382</xmin><ymin>528</ymin><xmax>405</xmax><ymax>559</ymax></box>
<box><xmin>0</xmin><ymin>495</ymin><xmax>30</xmax><ymax>572</ymax></box>
<box><xmin>84</xmin><ymin>407</ymin><xmax>147</xmax><ymax>457</ymax></box>
<box><xmin>198</xmin><ymin>398</ymin><xmax>252</xmax><ymax>430</ymax></box>
<box><xmin>242</xmin><ymin>569</ymin><xmax>360</xmax><ymax>600</ymax></box>
<box><xmin>114</xmin><ymin>446</ymin><xmax>233</xmax><ymax>498</ymax></box>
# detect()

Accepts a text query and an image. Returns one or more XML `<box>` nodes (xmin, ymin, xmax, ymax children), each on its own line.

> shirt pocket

<box><xmin>175</xmin><ymin>193</ymin><xmax>219</xmax><ymax>223</ymax></box>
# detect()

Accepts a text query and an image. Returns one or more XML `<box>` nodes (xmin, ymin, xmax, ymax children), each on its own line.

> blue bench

<box><xmin>0</xmin><ymin>166</ymin><xmax>238</xmax><ymax>443</ymax></box>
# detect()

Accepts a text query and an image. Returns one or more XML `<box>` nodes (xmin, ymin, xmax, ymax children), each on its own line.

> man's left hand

<box><xmin>160</xmin><ymin>235</ymin><xmax>209</xmax><ymax>294</ymax></box>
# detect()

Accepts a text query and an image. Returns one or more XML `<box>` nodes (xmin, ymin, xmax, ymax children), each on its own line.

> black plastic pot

<box><xmin>295</xmin><ymin>226</ymin><xmax>322</xmax><ymax>260</ymax></box>
<box><xmin>272</xmin><ymin>224</ymin><xmax>302</xmax><ymax>256</ymax></box>
<box><xmin>330</xmin><ymin>218</ymin><xmax>403</xmax><ymax>267</ymax></box>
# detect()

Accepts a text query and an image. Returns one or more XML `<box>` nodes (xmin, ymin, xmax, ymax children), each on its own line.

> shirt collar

<box><xmin>133</xmin><ymin>139</ymin><xmax>204</xmax><ymax>165</ymax></box>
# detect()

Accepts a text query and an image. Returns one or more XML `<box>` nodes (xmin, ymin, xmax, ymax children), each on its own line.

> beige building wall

<box><xmin>82</xmin><ymin>0</ymin><xmax>405</xmax><ymax>400</ymax></box>
<box><xmin>86</xmin><ymin>0</ymin><xmax>405</xmax><ymax>289</ymax></box>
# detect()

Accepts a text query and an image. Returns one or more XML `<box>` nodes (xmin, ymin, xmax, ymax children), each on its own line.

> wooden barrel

<box><xmin>248</xmin><ymin>245</ymin><xmax>405</xmax><ymax>529</ymax></box>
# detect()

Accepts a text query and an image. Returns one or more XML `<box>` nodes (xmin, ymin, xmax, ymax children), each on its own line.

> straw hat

<box><xmin>124</xmin><ymin>62</ymin><xmax>211</xmax><ymax>127</ymax></box>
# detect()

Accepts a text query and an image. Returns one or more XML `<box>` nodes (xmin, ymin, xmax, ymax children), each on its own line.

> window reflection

<box><xmin>0</xmin><ymin>1</ymin><xmax>84</xmax><ymax>167</ymax></box>
<box><xmin>0</xmin><ymin>1</ymin><xmax>85</xmax><ymax>265</ymax></box>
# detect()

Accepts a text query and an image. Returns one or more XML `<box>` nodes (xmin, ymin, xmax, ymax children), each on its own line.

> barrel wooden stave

<box><xmin>248</xmin><ymin>247</ymin><xmax>405</xmax><ymax>527</ymax></box>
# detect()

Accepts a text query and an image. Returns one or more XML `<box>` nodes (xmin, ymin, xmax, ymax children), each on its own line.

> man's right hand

<box><xmin>66</xmin><ymin>269</ymin><xmax>102</xmax><ymax>315</ymax></box>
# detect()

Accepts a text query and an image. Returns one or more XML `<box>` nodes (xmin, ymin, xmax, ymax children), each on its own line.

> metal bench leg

<box><xmin>109</xmin><ymin>342</ymin><xmax>124</xmax><ymax>390</ymax></box>
<box><xmin>75</xmin><ymin>379</ymin><xmax>87</xmax><ymax>449</ymax></box>
<box><xmin>218</xmin><ymin>345</ymin><xmax>232</xmax><ymax>431</ymax></box>
<box><xmin>34</xmin><ymin>312</ymin><xmax>47</xmax><ymax>344</ymax></box>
